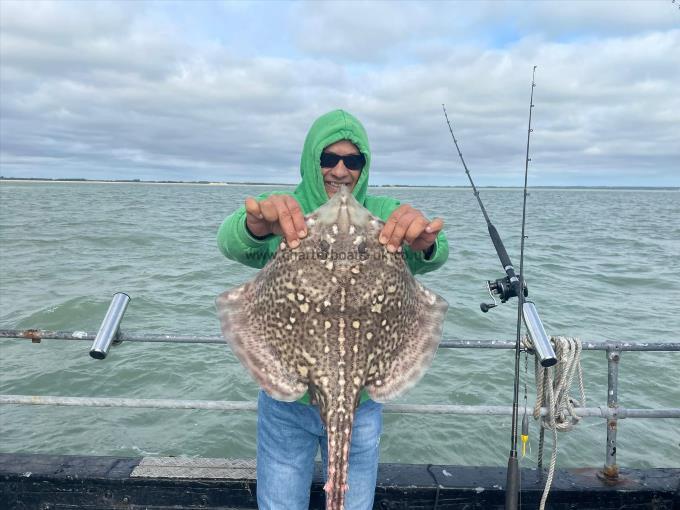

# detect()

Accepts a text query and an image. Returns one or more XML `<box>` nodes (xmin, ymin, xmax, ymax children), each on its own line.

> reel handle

<box><xmin>480</xmin><ymin>301</ymin><xmax>497</xmax><ymax>313</ymax></box>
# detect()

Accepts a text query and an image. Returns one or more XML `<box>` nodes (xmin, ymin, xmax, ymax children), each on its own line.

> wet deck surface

<box><xmin>1</xmin><ymin>452</ymin><xmax>678</xmax><ymax>509</ymax></box>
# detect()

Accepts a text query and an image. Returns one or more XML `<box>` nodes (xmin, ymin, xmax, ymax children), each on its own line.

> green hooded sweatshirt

<box><xmin>217</xmin><ymin>109</ymin><xmax>449</xmax><ymax>404</ymax></box>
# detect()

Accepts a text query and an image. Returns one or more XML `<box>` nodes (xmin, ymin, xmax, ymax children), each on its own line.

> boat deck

<box><xmin>1</xmin><ymin>452</ymin><xmax>678</xmax><ymax>509</ymax></box>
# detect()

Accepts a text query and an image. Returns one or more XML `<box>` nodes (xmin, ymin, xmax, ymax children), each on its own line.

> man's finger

<box><xmin>425</xmin><ymin>217</ymin><xmax>444</xmax><ymax>234</ymax></box>
<box><xmin>285</xmin><ymin>195</ymin><xmax>307</xmax><ymax>238</ymax></box>
<box><xmin>273</xmin><ymin>198</ymin><xmax>300</xmax><ymax>248</ymax></box>
<box><xmin>404</xmin><ymin>215</ymin><xmax>430</xmax><ymax>245</ymax></box>
<box><xmin>410</xmin><ymin>218</ymin><xmax>444</xmax><ymax>252</ymax></box>
<box><xmin>245</xmin><ymin>197</ymin><xmax>263</xmax><ymax>219</ymax></box>
<box><xmin>380</xmin><ymin>205</ymin><xmax>411</xmax><ymax>245</ymax></box>
<box><xmin>259</xmin><ymin>198</ymin><xmax>280</xmax><ymax>223</ymax></box>
<box><xmin>410</xmin><ymin>233</ymin><xmax>438</xmax><ymax>252</ymax></box>
<box><xmin>387</xmin><ymin>211</ymin><xmax>419</xmax><ymax>252</ymax></box>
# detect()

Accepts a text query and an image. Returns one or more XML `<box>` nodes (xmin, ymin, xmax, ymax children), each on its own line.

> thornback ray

<box><xmin>216</xmin><ymin>185</ymin><xmax>448</xmax><ymax>510</ymax></box>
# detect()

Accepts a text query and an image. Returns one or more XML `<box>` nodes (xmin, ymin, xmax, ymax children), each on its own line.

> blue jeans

<box><xmin>256</xmin><ymin>390</ymin><xmax>383</xmax><ymax>510</ymax></box>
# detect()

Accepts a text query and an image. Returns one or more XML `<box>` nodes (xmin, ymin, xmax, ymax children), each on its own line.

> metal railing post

<box><xmin>603</xmin><ymin>345</ymin><xmax>621</xmax><ymax>480</ymax></box>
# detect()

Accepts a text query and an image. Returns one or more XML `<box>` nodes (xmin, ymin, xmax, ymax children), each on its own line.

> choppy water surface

<box><xmin>1</xmin><ymin>182</ymin><xmax>678</xmax><ymax>468</ymax></box>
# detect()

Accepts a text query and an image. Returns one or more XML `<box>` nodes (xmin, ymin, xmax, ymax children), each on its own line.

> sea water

<box><xmin>0</xmin><ymin>181</ymin><xmax>678</xmax><ymax>468</ymax></box>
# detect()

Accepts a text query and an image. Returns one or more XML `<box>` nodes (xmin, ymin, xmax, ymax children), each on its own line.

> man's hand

<box><xmin>380</xmin><ymin>204</ymin><xmax>443</xmax><ymax>254</ymax></box>
<box><xmin>245</xmin><ymin>195</ymin><xmax>307</xmax><ymax>248</ymax></box>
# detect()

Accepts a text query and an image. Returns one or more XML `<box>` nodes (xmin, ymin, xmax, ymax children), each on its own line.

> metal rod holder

<box><xmin>522</xmin><ymin>301</ymin><xmax>557</xmax><ymax>367</ymax></box>
<box><xmin>89</xmin><ymin>293</ymin><xmax>130</xmax><ymax>360</ymax></box>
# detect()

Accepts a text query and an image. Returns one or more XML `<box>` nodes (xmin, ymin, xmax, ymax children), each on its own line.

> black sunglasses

<box><xmin>320</xmin><ymin>152</ymin><xmax>366</xmax><ymax>171</ymax></box>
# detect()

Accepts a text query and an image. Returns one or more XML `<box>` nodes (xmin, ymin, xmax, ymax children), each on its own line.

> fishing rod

<box><xmin>442</xmin><ymin>66</ymin><xmax>557</xmax><ymax>510</ymax></box>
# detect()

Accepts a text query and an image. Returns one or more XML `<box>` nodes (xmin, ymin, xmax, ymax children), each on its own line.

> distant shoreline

<box><xmin>0</xmin><ymin>177</ymin><xmax>677</xmax><ymax>191</ymax></box>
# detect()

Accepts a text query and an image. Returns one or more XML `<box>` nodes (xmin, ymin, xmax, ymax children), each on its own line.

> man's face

<box><xmin>320</xmin><ymin>140</ymin><xmax>363</xmax><ymax>198</ymax></box>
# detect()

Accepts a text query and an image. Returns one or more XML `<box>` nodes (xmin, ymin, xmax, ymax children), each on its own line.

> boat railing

<box><xmin>1</xmin><ymin>294</ymin><xmax>679</xmax><ymax>483</ymax></box>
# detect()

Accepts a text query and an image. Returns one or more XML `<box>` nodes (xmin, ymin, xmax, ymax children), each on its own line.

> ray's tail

<box><xmin>323</xmin><ymin>406</ymin><xmax>356</xmax><ymax>510</ymax></box>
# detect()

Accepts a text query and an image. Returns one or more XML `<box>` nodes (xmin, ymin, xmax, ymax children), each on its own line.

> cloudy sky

<box><xmin>1</xmin><ymin>1</ymin><xmax>678</xmax><ymax>186</ymax></box>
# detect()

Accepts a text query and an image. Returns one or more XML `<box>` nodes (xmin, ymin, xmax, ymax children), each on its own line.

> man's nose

<box><xmin>330</xmin><ymin>161</ymin><xmax>350</xmax><ymax>177</ymax></box>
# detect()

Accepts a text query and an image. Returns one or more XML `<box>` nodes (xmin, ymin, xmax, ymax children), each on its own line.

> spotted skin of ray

<box><xmin>216</xmin><ymin>185</ymin><xmax>448</xmax><ymax>510</ymax></box>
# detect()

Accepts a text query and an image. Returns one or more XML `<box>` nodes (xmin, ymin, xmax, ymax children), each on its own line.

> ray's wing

<box><xmin>215</xmin><ymin>253</ymin><xmax>318</xmax><ymax>402</ymax></box>
<box><xmin>216</xmin><ymin>280</ymin><xmax>306</xmax><ymax>401</ymax></box>
<box><xmin>363</xmin><ymin>274</ymin><xmax>449</xmax><ymax>403</ymax></box>
<box><xmin>216</xmin><ymin>233</ymin><xmax>339</xmax><ymax>402</ymax></box>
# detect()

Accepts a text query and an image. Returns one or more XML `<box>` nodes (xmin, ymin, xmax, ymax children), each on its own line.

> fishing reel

<box><xmin>480</xmin><ymin>276</ymin><xmax>528</xmax><ymax>313</ymax></box>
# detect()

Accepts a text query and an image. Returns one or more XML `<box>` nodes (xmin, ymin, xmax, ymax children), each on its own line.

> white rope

<box><xmin>529</xmin><ymin>335</ymin><xmax>586</xmax><ymax>510</ymax></box>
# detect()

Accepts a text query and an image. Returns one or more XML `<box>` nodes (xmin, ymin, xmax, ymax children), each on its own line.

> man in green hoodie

<box><xmin>217</xmin><ymin>110</ymin><xmax>448</xmax><ymax>509</ymax></box>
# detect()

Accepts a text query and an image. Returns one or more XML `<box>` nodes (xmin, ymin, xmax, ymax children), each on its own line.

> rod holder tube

<box><xmin>522</xmin><ymin>301</ymin><xmax>557</xmax><ymax>367</ymax></box>
<box><xmin>89</xmin><ymin>293</ymin><xmax>130</xmax><ymax>360</ymax></box>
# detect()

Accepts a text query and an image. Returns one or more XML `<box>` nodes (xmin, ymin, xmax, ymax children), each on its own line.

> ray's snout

<box><xmin>317</xmin><ymin>184</ymin><xmax>372</xmax><ymax>234</ymax></box>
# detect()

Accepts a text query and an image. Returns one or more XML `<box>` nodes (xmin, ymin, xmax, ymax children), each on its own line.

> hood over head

<box><xmin>294</xmin><ymin>110</ymin><xmax>371</xmax><ymax>212</ymax></box>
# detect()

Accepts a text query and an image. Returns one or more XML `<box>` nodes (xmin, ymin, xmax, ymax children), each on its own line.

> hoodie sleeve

<box><xmin>217</xmin><ymin>202</ymin><xmax>277</xmax><ymax>270</ymax></box>
<box><xmin>370</xmin><ymin>195</ymin><xmax>449</xmax><ymax>276</ymax></box>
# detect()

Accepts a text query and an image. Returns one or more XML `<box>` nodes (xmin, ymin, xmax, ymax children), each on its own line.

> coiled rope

<box><xmin>526</xmin><ymin>335</ymin><xmax>586</xmax><ymax>510</ymax></box>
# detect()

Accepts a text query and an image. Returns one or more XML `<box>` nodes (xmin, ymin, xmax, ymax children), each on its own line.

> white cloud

<box><xmin>0</xmin><ymin>1</ymin><xmax>678</xmax><ymax>185</ymax></box>
<box><xmin>291</xmin><ymin>1</ymin><xmax>435</xmax><ymax>61</ymax></box>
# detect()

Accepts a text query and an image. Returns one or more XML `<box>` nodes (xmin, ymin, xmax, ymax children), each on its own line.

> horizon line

<box><xmin>0</xmin><ymin>176</ymin><xmax>677</xmax><ymax>190</ymax></box>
